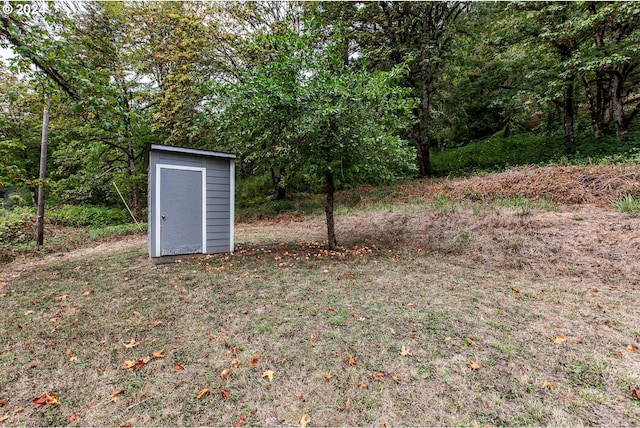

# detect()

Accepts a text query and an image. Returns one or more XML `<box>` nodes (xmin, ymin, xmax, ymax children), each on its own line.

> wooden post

<box><xmin>36</xmin><ymin>97</ymin><xmax>50</xmax><ymax>247</ymax></box>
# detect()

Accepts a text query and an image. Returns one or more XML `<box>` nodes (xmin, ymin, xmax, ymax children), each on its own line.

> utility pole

<box><xmin>36</xmin><ymin>97</ymin><xmax>50</xmax><ymax>247</ymax></box>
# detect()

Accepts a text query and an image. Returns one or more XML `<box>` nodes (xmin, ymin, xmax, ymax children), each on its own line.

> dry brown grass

<box><xmin>2</xmin><ymin>165</ymin><xmax>640</xmax><ymax>426</ymax></box>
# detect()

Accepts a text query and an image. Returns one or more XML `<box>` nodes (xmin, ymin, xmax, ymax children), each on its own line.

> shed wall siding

<box><xmin>149</xmin><ymin>147</ymin><xmax>234</xmax><ymax>257</ymax></box>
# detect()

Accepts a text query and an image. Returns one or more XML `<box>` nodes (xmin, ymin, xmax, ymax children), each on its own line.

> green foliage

<box><xmin>47</xmin><ymin>205</ymin><xmax>129</xmax><ymax>227</ymax></box>
<box><xmin>613</xmin><ymin>195</ymin><xmax>640</xmax><ymax>216</ymax></box>
<box><xmin>431</xmin><ymin>132</ymin><xmax>565</xmax><ymax>175</ymax></box>
<box><xmin>0</xmin><ymin>206</ymin><xmax>35</xmax><ymax>246</ymax></box>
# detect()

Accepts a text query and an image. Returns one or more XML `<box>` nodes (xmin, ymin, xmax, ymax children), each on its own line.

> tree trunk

<box><xmin>610</xmin><ymin>71</ymin><xmax>626</xmax><ymax>141</ymax></box>
<box><xmin>414</xmin><ymin>80</ymin><xmax>432</xmax><ymax>177</ymax></box>
<box><xmin>563</xmin><ymin>75</ymin><xmax>576</xmax><ymax>153</ymax></box>
<box><xmin>270</xmin><ymin>167</ymin><xmax>286</xmax><ymax>201</ymax></box>
<box><xmin>324</xmin><ymin>169</ymin><xmax>337</xmax><ymax>251</ymax></box>
<box><xmin>580</xmin><ymin>72</ymin><xmax>603</xmax><ymax>140</ymax></box>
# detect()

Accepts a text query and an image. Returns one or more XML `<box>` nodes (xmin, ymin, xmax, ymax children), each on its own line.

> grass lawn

<box><xmin>2</xmin><ymin>165</ymin><xmax>640</xmax><ymax>426</ymax></box>
<box><xmin>1</xmin><ymin>235</ymin><xmax>639</xmax><ymax>426</ymax></box>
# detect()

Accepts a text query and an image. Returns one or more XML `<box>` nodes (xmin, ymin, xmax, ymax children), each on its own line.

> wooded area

<box><xmin>1</xmin><ymin>1</ymin><xmax>639</xmax><ymax>249</ymax></box>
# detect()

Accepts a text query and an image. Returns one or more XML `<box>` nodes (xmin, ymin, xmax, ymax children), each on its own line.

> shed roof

<box><xmin>150</xmin><ymin>144</ymin><xmax>236</xmax><ymax>159</ymax></box>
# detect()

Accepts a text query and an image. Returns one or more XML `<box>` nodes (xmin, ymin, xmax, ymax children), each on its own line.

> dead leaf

<box><xmin>219</xmin><ymin>390</ymin><xmax>229</xmax><ymax>400</ymax></box>
<box><xmin>552</xmin><ymin>335</ymin><xmax>566</xmax><ymax>344</ymax></box>
<box><xmin>627</xmin><ymin>345</ymin><xmax>638</xmax><ymax>353</ymax></box>
<box><xmin>337</xmin><ymin>397</ymin><xmax>351</xmax><ymax>411</ymax></box>
<box><xmin>0</xmin><ymin>414</ymin><xmax>8</xmax><ymax>423</ymax></box>
<box><xmin>235</xmin><ymin>415</ymin><xmax>247</xmax><ymax>426</ymax></box>
<box><xmin>33</xmin><ymin>396</ymin><xmax>47</xmax><ymax>409</ymax></box>
<box><xmin>299</xmin><ymin>414</ymin><xmax>311</xmax><ymax>428</ymax></box>
<box><xmin>323</xmin><ymin>373</ymin><xmax>333</xmax><ymax>380</ymax></box>
<box><xmin>467</xmin><ymin>360</ymin><xmax>481</xmax><ymax>370</ymax></box>
<box><xmin>69</xmin><ymin>412</ymin><xmax>78</xmax><ymax>423</ymax></box>
<box><xmin>399</xmin><ymin>345</ymin><xmax>413</xmax><ymax>356</ymax></box>
<box><xmin>630</xmin><ymin>386</ymin><xmax>640</xmax><ymax>400</ymax></box>
<box><xmin>348</xmin><ymin>355</ymin><xmax>356</xmax><ymax>366</ymax></box>
<box><xmin>262</xmin><ymin>370</ymin><xmax>274</xmax><ymax>382</ymax></box>
<box><xmin>150</xmin><ymin>349</ymin><xmax>165</xmax><ymax>359</ymax></box>
<box><xmin>133</xmin><ymin>358</ymin><xmax>149</xmax><ymax>371</ymax></box>
<box><xmin>466</xmin><ymin>337</ymin><xmax>475</xmax><ymax>346</ymax></box>
<box><xmin>13</xmin><ymin>407</ymin><xmax>23</xmax><ymax>414</ymax></box>
<box><xmin>358</xmin><ymin>381</ymin><xmax>367</xmax><ymax>389</ymax></box>
<box><xmin>82</xmin><ymin>290</ymin><xmax>95</xmax><ymax>296</ymax></box>
<box><xmin>230</xmin><ymin>358</ymin><xmax>241</xmax><ymax>367</ymax></box>
<box><xmin>110</xmin><ymin>389</ymin><xmax>125</xmax><ymax>402</ymax></box>
<box><xmin>231</xmin><ymin>346</ymin><xmax>238</xmax><ymax>355</ymax></box>
<box><xmin>174</xmin><ymin>363</ymin><xmax>185</xmax><ymax>371</ymax></box>
<box><xmin>196</xmin><ymin>387</ymin><xmax>211</xmax><ymax>399</ymax></box>
<box><xmin>249</xmin><ymin>356</ymin><xmax>258</xmax><ymax>366</ymax></box>
<box><xmin>33</xmin><ymin>394</ymin><xmax>59</xmax><ymax>408</ymax></box>
<box><xmin>123</xmin><ymin>339</ymin><xmax>139</xmax><ymax>349</ymax></box>
<box><xmin>221</xmin><ymin>368</ymin><xmax>232</xmax><ymax>379</ymax></box>
<box><xmin>55</xmin><ymin>294</ymin><xmax>71</xmax><ymax>301</ymax></box>
<box><xmin>371</xmin><ymin>372</ymin><xmax>385</xmax><ymax>380</ymax></box>
<box><xmin>539</xmin><ymin>381</ymin><xmax>555</xmax><ymax>389</ymax></box>
<box><xmin>0</xmin><ymin>401</ymin><xmax>7</xmax><ymax>406</ymax></box>
<box><xmin>122</xmin><ymin>360</ymin><xmax>135</xmax><ymax>369</ymax></box>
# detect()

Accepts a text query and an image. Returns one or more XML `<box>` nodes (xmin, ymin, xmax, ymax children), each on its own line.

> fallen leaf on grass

<box><xmin>220</xmin><ymin>390</ymin><xmax>230</xmax><ymax>400</ymax></box>
<box><xmin>82</xmin><ymin>290</ymin><xmax>95</xmax><ymax>296</ymax></box>
<box><xmin>221</xmin><ymin>368</ymin><xmax>232</xmax><ymax>379</ymax></box>
<box><xmin>630</xmin><ymin>386</ymin><xmax>640</xmax><ymax>400</ymax></box>
<box><xmin>249</xmin><ymin>356</ymin><xmax>258</xmax><ymax>366</ymax></box>
<box><xmin>337</xmin><ymin>398</ymin><xmax>351</xmax><ymax>411</ymax></box>
<box><xmin>235</xmin><ymin>415</ymin><xmax>247</xmax><ymax>426</ymax></box>
<box><xmin>69</xmin><ymin>412</ymin><xmax>78</xmax><ymax>423</ymax></box>
<box><xmin>0</xmin><ymin>401</ymin><xmax>7</xmax><ymax>406</ymax></box>
<box><xmin>299</xmin><ymin>414</ymin><xmax>311</xmax><ymax>428</ymax></box>
<box><xmin>55</xmin><ymin>294</ymin><xmax>71</xmax><ymax>301</ymax></box>
<box><xmin>466</xmin><ymin>337</ymin><xmax>475</xmax><ymax>346</ymax></box>
<box><xmin>348</xmin><ymin>355</ymin><xmax>356</xmax><ymax>366</ymax></box>
<box><xmin>123</xmin><ymin>339</ymin><xmax>139</xmax><ymax>349</ymax></box>
<box><xmin>13</xmin><ymin>408</ymin><xmax>23</xmax><ymax>414</ymax></box>
<box><xmin>111</xmin><ymin>389</ymin><xmax>125</xmax><ymax>402</ymax></box>
<box><xmin>399</xmin><ymin>345</ymin><xmax>413</xmax><ymax>356</ymax></box>
<box><xmin>358</xmin><ymin>381</ymin><xmax>367</xmax><ymax>389</ymax></box>
<box><xmin>262</xmin><ymin>370</ymin><xmax>274</xmax><ymax>382</ymax></box>
<box><xmin>323</xmin><ymin>373</ymin><xmax>333</xmax><ymax>380</ymax></box>
<box><xmin>467</xmin><ymin>360</ymin><xmax>481</xmax><ymax>370</ymax></box>
<box><xmin>0</xmin><ymin>414</ymin><xmax>8</xmax><ymax>422</ymax></box>
<box><xmin>230</xmin><ymin>358</ymin><xmax>241</xmax><ymax>367</ymax></box>
<box><xmin>150</xmin><ymin>349</ymin><xmax>165</xmax><ymax>359</ymax></box>
<box><xmin>552</xmin><ymin>335</ymin><xmax>566</xmax><ymax>344</ymax></box>
<box><xmin>196</xmin><ymin>387</ymin><xmax>211</xmax><ymax>399</ymax></box>
<box><xmin>174</xmin><ymin>363</ymin><xmax>185</xmax><ymax>371</ymax></box>
<box><xmin>539</xmin><ymin>381</ymin><xmax>555</xmax><ymax>389</ymax></box>
<box><xmin>627</xmin><ymin>345</ymin><xmax>638</xmax><ymax>353</ymax></box>
<box><xmin>33</xmin><ymin>394</ymin><xmax>59</xmax><ymax>408</ymax></box>
<box><xmin>371</xmin><ymin>372</ymin><xmax>385</xmax><ymax>380</ymax></box>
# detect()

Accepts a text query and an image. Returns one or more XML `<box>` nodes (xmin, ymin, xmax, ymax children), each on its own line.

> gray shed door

<box><xmin>159</xmin><ymin>167</ymin><xmax>204</xmax><ymax>256</ymax></box>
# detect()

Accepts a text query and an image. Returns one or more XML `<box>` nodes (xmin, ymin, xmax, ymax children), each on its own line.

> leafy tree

<box><xmin>213</xmin><ymin>30</ymin><xmax>415</xmax><ymax>249</ymax></box>
<box><xmin>577</xmin><ymin>2</ymin><xmax>640</xmax><ymax>141</ymax></box>
<box><xmin>0</xmin><ymin>65</ymin><xmax>48</xmax><ymax>200</ymax></box>
<box><xmin>317</xmin><ymin>1</ymin><xmax>468</xmax><ymax>176</ymax></box>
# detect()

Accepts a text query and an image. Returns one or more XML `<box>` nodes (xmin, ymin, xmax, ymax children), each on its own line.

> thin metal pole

<box><xmin>36</xmin><ymin>97</ymin><xmax>50</xmax><ymax>247</ymax></box>
<box><xmin>113</xmin><ymin>181</ymin><xmax>143</xmax><ymax>232</ymax></box>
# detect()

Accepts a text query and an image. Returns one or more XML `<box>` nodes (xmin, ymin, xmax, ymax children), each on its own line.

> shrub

<box><xmin>47</xmin><ymin>205</ymin><xmax>130</xmax><ymax>227</ymax></box>
<box><xmin>0</xmin><ymin>207</ymin><xmax>35</xmax><ymax>245</ymax></box>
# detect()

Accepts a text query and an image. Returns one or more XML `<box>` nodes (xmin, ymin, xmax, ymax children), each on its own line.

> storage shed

<box><xmin>148</xmin><ymin>144</ymin><xmax>235</xmax><ymax>258</ymax></box>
